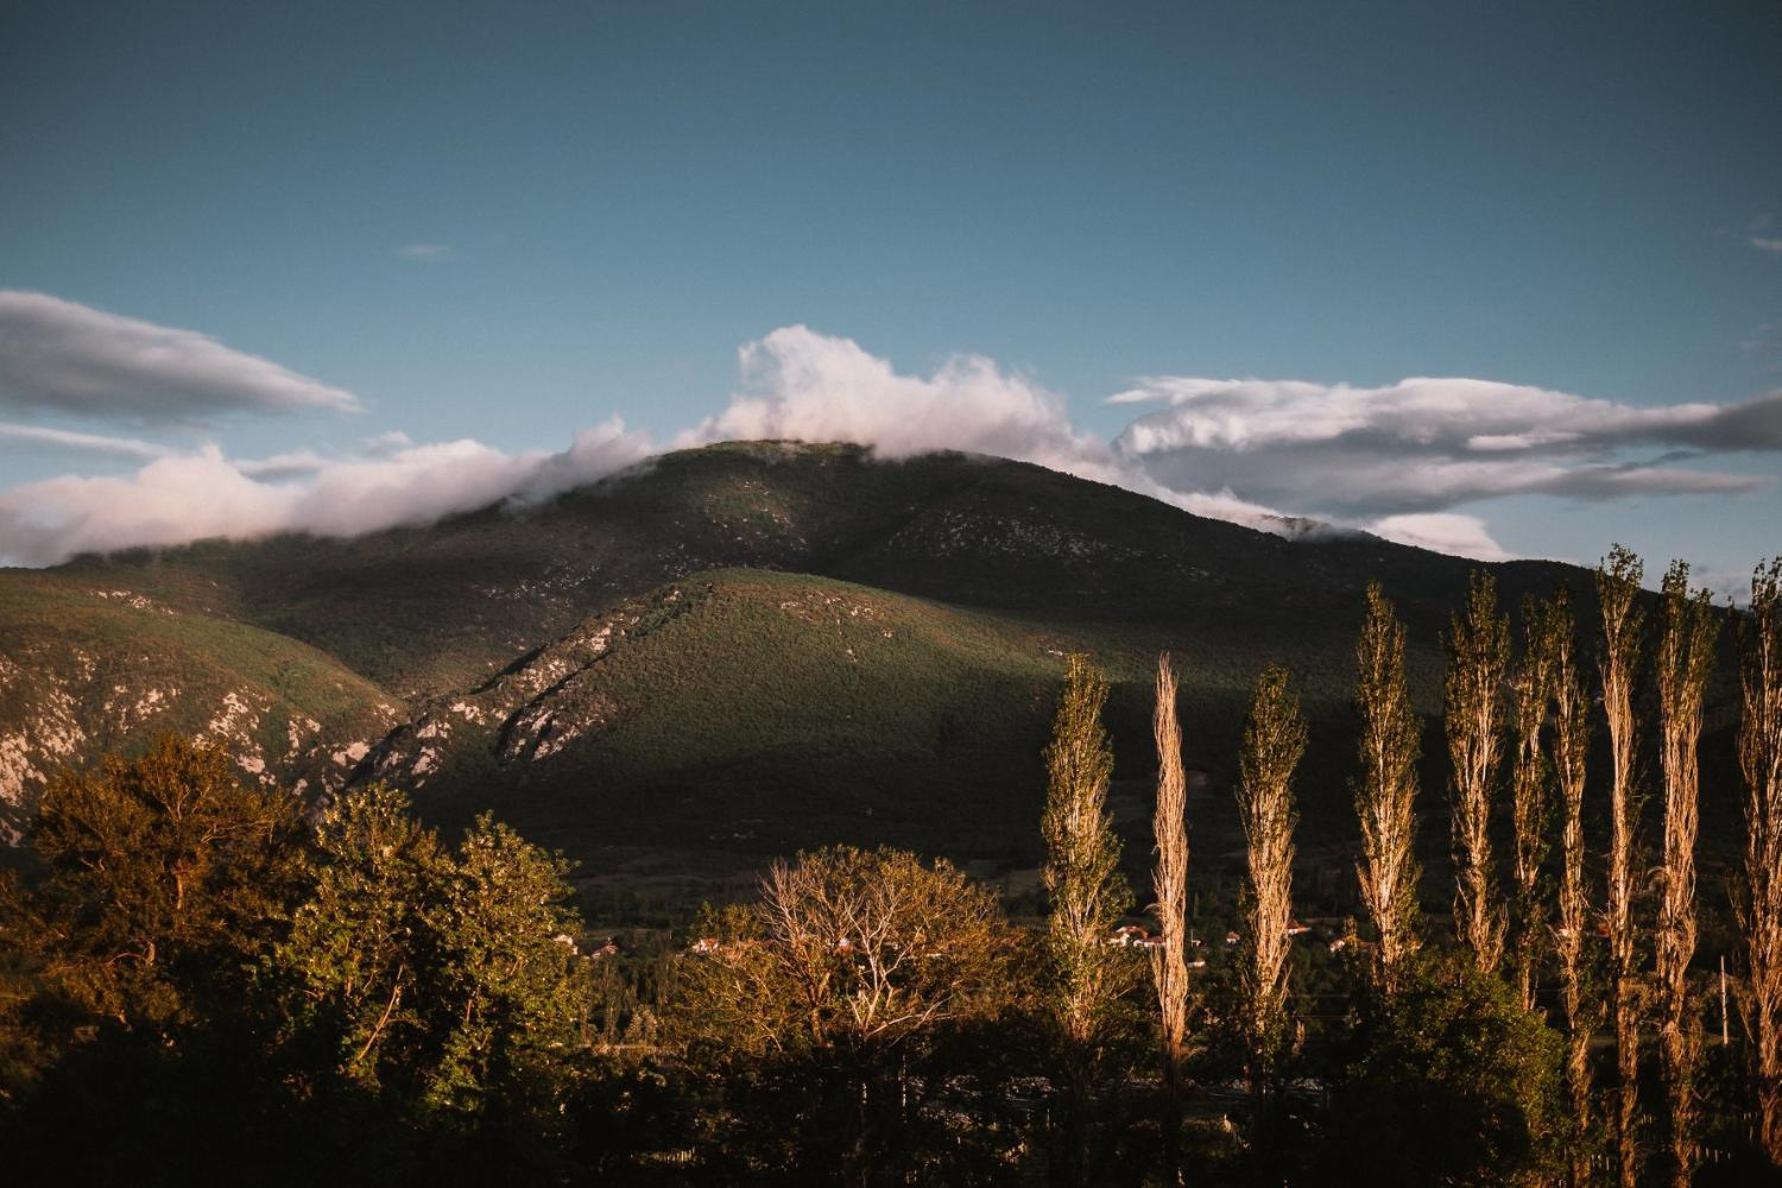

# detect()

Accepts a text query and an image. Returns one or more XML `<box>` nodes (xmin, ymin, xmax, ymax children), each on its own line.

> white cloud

<box><xmin>0</xmin><ymin>421</ymin><xmax>169</xmax><ymax>461</ymax></box>
<box><xmin>683</xmin><ymin>325</ymin><xmax>1302</xmax><ymax>536</ymax></box>
<box><xmin>0</xmin><ymin>291</ymin><xmax>361</xmax><ymax>422</ymax></box>
<box><xmin>395</xmin><ymin>243</ymin><xmax>457</xmax><ymax>261</ymax></box>
<box><xmin>1370</xmin><ymin>514</ymin><xmax>1510</xmax><ymax>561</ymax></box>
<box><xmin>686</xmin><ymin>325</ymin><xmax>1120</xmax><ymax>476</ymax></box>
<box><xmin>1751</xmin><ymin>236</ymin><xmax>1782</xmax><ymax>255</ymax></box>
<box><xmin>516</xmin><ymin>417</ymin><xmax>661</xmax><ymax>503</ymax></box>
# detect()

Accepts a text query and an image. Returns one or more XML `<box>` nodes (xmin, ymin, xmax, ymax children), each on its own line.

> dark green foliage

<box><xmin>0</xmin><ymin>741</ymin><xmax>597</xmax><ymax>1185</ymax></box>
<box><xmin>1321</xmin><ymin>952</ymin><xmax>1564</xmax><ymax>1187</ymax></box>
<box><xmin>276</xmin><ymin>783</ymin><xmax>444</xmax><ymax>1093</ymax></box>
<box><xmin>4</xmin><ymin>735</ymin><xmax>304</xmax><ymax>1033</ymax></box>
<box><xmin>416</xmin><ymin>814</ymin><xmax>585</xmax><ymax>1115</ymax></box>
<box><xmin>0</xmin><ymin>721</ymin><xmax>1767</xmax><ymax>1184</ymax></box>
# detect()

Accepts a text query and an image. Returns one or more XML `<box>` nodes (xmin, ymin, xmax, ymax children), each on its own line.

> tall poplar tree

<box><xmin>1597</xmin><ymin>544</ymin><xmax>1646</xmax><ymax>1188</ymax></box>
<box><xmin>1654</xmin><ymin>560</ymin><xmax>1718</xmax><ymax>1186</ymax></box>
<box><xmin>1236</xmin><ymin>664</ymin><xmax>1305</xmax><ymax>1128</ymax></box>
<box><xmin>1508</xmin><ymin>596</ymin><xmax>1556</xmax><ymax>1012</ymax></box>
<box><xmin>1445</xmin><ymin>572</ymin><xmax>1510</xmax><ymax>974</ymax></box>
<box><xmin>1149</xmin><ymin>653</ymin><xmax>1191</xmax><ymax>1184</ymax></box>
<box><xmin>1740</xmin><ymin>558</ymin><xmax>1782</xmax><ymax>1168</ymax></box>
<box><xmin>1547</xmin><ymin>587</ymin><xmax>1599</xmax><ymax>1187</ymax></box>
<box><xmin>1354</xmin><ymin>581</ymin><xmax>1421</xmax><ymax>990</ymax></box>
<box><xmin>1042</xmin><ymin>654</ymin><xmax>1132</xmax><ymax>1186</ymax></box>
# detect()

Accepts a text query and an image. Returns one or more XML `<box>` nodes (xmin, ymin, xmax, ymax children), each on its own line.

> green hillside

<box><xmin>0</xmin><ymin>570</ymin><xmax>400</xmax><ymax>837</ymax></box>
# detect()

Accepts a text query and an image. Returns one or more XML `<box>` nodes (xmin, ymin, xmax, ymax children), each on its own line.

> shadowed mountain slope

<box><xmin>7</xmin><ymin>441</ymin><xmax>1664</xmax><ymax>885</ymax></box>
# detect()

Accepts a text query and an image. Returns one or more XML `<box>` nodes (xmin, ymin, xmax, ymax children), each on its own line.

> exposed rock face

<box><xmin>0</xmin><ymin>581</ymin><xmax>399</xmax><ymax>836</ymax></box>
<box><xmin>355</xmin><ymin>584</ymin><xmax>696</xmax><ymax>789</ymax></box>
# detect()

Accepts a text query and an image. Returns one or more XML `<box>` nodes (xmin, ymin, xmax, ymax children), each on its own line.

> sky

<box><xmin>1</xmin><ymin>1</ymin><xmax>1779</xmax><ymax>592</ymax></box>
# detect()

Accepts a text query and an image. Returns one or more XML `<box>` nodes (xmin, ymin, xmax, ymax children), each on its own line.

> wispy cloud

<box><xmin>1752</xmin><ymin>236</ymin><xmax>1782</xmax><ymax>255</ymax></box>
<box><xmin>0</xmin><ymin>421</ymin><xmax>170</xmax><ymax>461</ymax></box>
<box><xmin>1110</xmin><ymin>376</ymin><xmax>1780</xmax><ymax>519</ymax></box>
<box><xmin>1743</xmin><ymin>320</ymin><xmax>1782</xmax><ymax>363</ymax></box>
<box><xmin>0</xmin><ymin>291</ymin><xmax>360</xmax><ymax>422</ymax></box>
<box><xmin>394</xmin><ymin>243</ymin><xmax>457</xmax><ymax>262</ymax></box>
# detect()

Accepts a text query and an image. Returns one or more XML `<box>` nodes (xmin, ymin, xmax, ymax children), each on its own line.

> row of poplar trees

<box><xmin>1040</xmin><ymin>550</ymin><xmax>1782</xmax><ymax>1187</ymax></box>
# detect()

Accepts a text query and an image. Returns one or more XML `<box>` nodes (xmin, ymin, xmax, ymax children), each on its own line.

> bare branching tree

<box><xmin>1149</xmin><ymin>653</ymin><xmax>1191</xmax><ymax>1182</ymax></box>
<box><xmin>1597</xmin><ymin>543</ymin><xmax>1647</xmax><ymax>1188</ymax></box>
<box><xmin>1446</xmin><ymin>572</ymin><xmax>1510</xmax><ymax>974</ymax></box>
<box><xmin>1654</xmin><ymin>560</ymin><xmax>1718</xmax><ymax>1186</ymax></box>
<box><xmin>1548</xmin><ymin>586</ymin><xmax>1600</xmax><ymax>1188</ymax></box>
<box><xmin>679</xmin><ymin>845</ymin><xmax>1010</xmax><ymax>1183</ymax></box>
<box><xmin>1509</xmin><ymin>595</ymin><xmax>1557</xmax><ymax>1012</ymax></box>
<box><xmin>1354</xmin><ymin>581</ymin><xmax>1422</xmax><ymax>990</ymax></box>
<box><xmin>755</xmin><ymin>847</ymin><xmax>1007</xmax><ymax>1050</ymax></box>
<box><xmin>1237</xmin><ymin>664</ymin><xmax>1306</xmax><ymax>1124</ymax></box>
<box><xmin>1740</xmin><ymin>558</ymin><xmax>1782</xmax><ymax>1168</ymax></box>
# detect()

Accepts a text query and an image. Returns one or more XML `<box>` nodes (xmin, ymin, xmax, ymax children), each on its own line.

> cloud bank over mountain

<box><xmin>0</xmin><ymin>297</ymin><xmax>1774</xmax><ymax>568</ymax></box>
<box><xmin>682</xmin><ymin>325</ymin><xmax>1287</xmax><ymax>534</ymax></box>
<box><xmin>0</xmin><ymin>424</ymin><xmax>654</xmax><ymax>566</ymax></box>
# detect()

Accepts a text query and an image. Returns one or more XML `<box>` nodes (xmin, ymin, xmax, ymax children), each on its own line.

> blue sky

<box><xmin>1</xmin><ymin>1</ymin><xmax>1778</xmax><ymax>586</ymax></box>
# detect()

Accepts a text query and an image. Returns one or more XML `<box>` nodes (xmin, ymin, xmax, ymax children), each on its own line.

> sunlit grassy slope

<box><xmin>0</xmin><ymin>570</ymin><xmax>398</xmax><ymax>834</ymax></box>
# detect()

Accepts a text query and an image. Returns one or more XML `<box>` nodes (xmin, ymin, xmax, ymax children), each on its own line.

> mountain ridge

<box><xmin>2</xmin><ymin>440</ymin><xmax>1607</xmax><ymax>871</ymax></box>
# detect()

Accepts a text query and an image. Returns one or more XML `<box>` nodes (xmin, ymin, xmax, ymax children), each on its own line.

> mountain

<box><xmin>0</xmin><ymin>441</ymin><xmax>1624</xmax><ymax>887</ymax></box>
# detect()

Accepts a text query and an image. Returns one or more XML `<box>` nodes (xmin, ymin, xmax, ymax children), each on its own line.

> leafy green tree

<box><xmin>267</xmin><ymin>793</ymin><xmax>593</xmax><ymax>1184</ymax></box>
<box><xmin>273</xmin><ymin>789</ymin><xmax>585</xmax><ymax>1124</ymax></box>
<box><xmin>418</xmin><ymin>812</ymin><xmax>585</xmax><ymax>1119</ymax></box>
<box><xmin>0</xmin><ymin>736</ymin><xmax>314</xmax><ymax>1185</ymax></box>
<box><xmin>1</xmin><ymin>742</ymin><xmax>607</xmax><ymax>1184</ymax></box>
<box><xmin>2</xmin><ymin>734</ymin><xmax>302</xmax><ymax>1037</ymax></box>
<box><xmin>275</xmin><ymin>783</ymin><xmax>445</xmax><ymax>1094</ymax></box>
